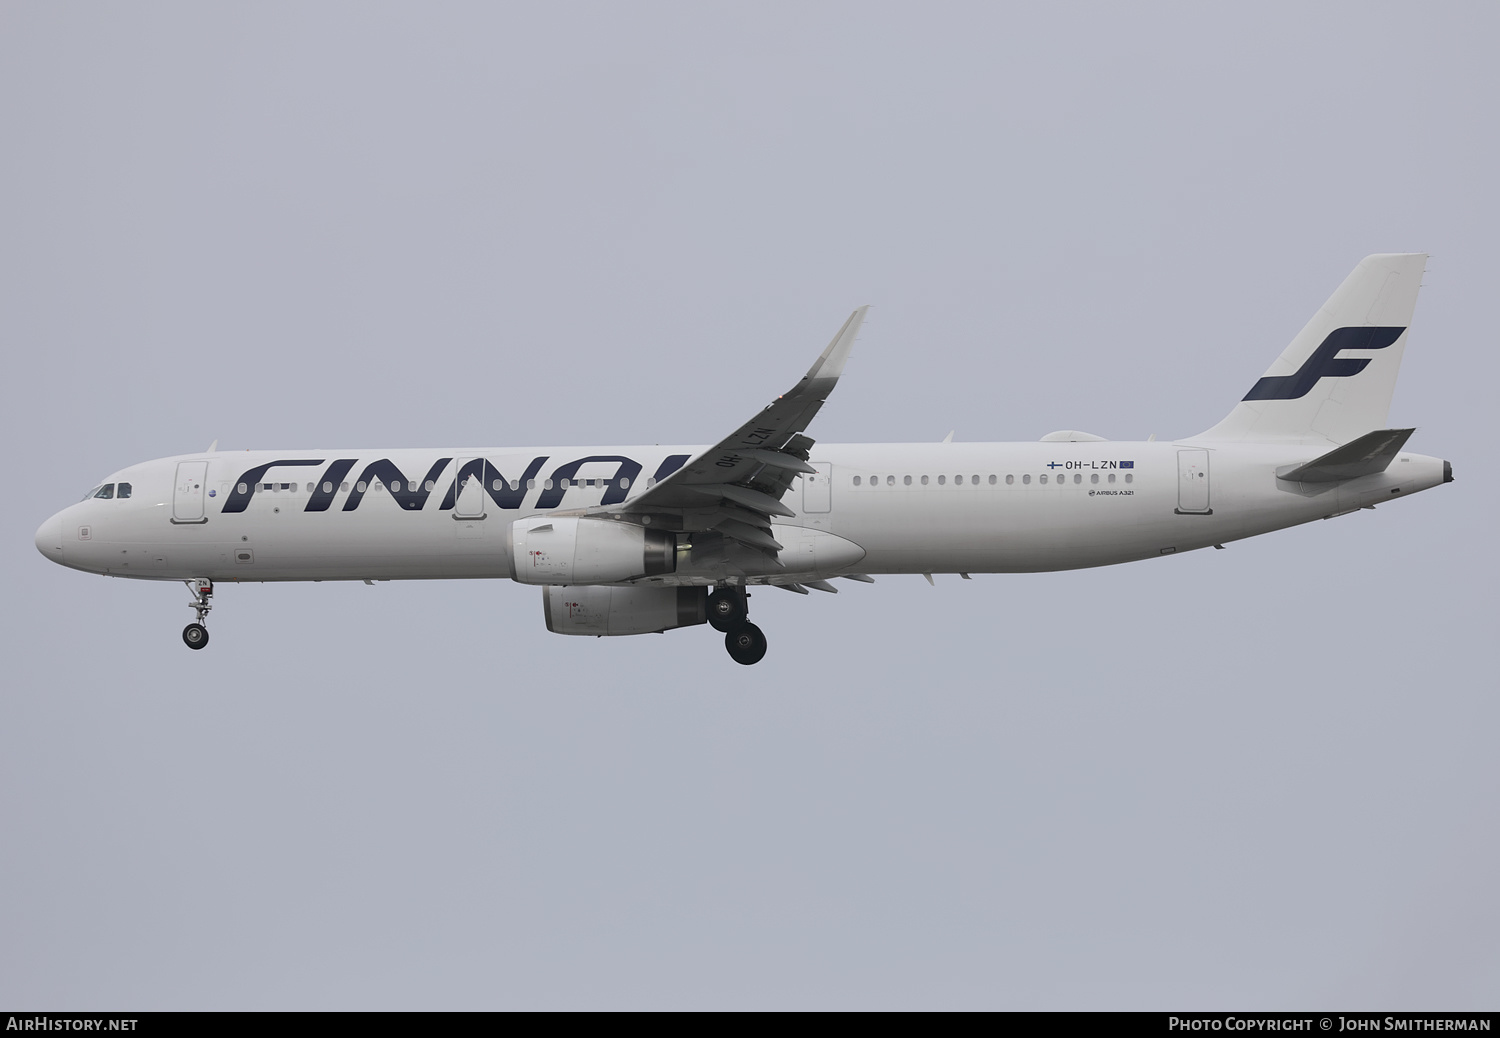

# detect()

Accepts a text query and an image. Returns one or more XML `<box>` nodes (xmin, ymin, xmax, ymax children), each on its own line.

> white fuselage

<box><xmin>35</xmin><ymin>440</ymin><xmax>1449</xmax><ymax>584</ymax></box>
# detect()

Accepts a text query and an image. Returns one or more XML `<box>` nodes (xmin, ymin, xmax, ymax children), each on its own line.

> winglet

<box><xmin>800</xmin><ymin>306</ymin><xmax>868</xmax><ymax>387</ymax></box>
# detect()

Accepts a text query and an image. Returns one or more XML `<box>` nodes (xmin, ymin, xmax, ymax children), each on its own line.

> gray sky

<box><xmin>2</xmin><ymin>2</ymin><xmax>1495</xmax><ymax>1010</ymax></box>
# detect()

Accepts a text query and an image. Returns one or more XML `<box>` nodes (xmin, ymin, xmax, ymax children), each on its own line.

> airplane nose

<box><xmin>35</xmin><ymin>514</ymin><xmax>63</xmax><ymax>560</ymax></box>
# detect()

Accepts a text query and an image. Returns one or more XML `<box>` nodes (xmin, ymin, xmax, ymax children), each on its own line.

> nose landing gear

<box><xmin>710</xmin><ymin>585</ymin><xmax>767</xmax><ymax>665</ymax></box>
<box><xmin>182</xmin><ymin>578</ymin><xmax>212</xmax><ymax>650</ymax></box>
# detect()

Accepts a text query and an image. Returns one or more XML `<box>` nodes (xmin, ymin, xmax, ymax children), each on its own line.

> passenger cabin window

<box><xmin>853</xmin><ymin>476</ymin><xmax>861</xmax><ymax>486</ymax></box>
<box><xmin>117</xmin><ymin>482</ymin><xmax>132</xmax><ymax>499</ymax></box>
<box><xmin>323</xmin><ymin>482</ymin><xmax>333</xmax><ymax>494</ymax></box>
<box><xmin>903</xmin><ymin>475</ymin><xmax>912</xmax><ymax>486</ymax></box>
<box><xmin>1091</xmin><ymin>473</ymin><xmax>1099</xmax><ymax>484</ymax></box>
<box><xmin>937</xmin><ymin>475</ymin><xmax>946</xmax><ymax>485</ymax></box>
<box><xmin>93</xmin><ymin>484</ymin><xmax>114</xmax><ymax>499</ymax></box>
<box><xmin>1074</xmin><ymin>473</ymin><xmax>1082</xmax><ymax>484</ymax></box>
<box><xmin>988</xmin><ymin>475</ymin><xmax>996</xmax><ymax>485</ymax></box>
<box><xmin>1006</xmin><ymin>474</ymin><xmax>1014</xmax><ymax>485</ymax></box>
<box><xmin>1040</xmin><ymin>474</ymin><xmax>1048</xmax><ymax>484</ymax></box>
<box><xmin>955</xmin><ymin>475</ymin><xmax>963</xmax><ymax>485</ymax></box>
<box><xmin>340</xmin><ymin>482</ymin><xmax>350</xmax><ymax>492</ymax></box>
<box><xmin>1125</xmin><ymin>473</ymin><xmax>1133</xmax><ymax>484</ymax></box>
<box><xmin>921</xmin><ymin>475</ymin><xmax>929</xmax><ymax>485</ymax></box>
<box><xmin>886</xmin><ymin>475</ymin><xmax>895</xmax><ymax>486</ymax></box>
<box><xmin>1108</xmin><ymin>473</ymin><xmax>1116</xmax><ymax>484</ymax></box>
<box><xmin>1022</xmin><ymin>474</ymin><xmax>1031</xmax><ymax>485</ymax></box>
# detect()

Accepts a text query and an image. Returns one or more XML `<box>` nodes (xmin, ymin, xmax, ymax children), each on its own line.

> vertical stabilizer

<box><xmin>1196</xmin><ymin>254</ymin><xmax>1427</xmax><ymax>445</ymax></box>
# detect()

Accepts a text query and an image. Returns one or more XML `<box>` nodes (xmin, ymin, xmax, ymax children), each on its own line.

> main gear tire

<box><xmin>707</xmin><ymin>587</ymin><xmax>748</xmax><ymax>632</ymax></box>
<box><xmin>724</xmin><ymin>622</ymin><xmax>767</xmax><ymax>665</ymax></box>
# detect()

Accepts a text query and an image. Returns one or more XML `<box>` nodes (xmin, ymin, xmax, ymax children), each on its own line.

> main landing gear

<box><xmin>182</xmin><ymin>578</ymin><xmax>212</xmax><ymax>650</ymax></box>
<box><xmin>708</xmin><ymin>586</ymin><xmax>767</xmax><ymax>665</ymax></box>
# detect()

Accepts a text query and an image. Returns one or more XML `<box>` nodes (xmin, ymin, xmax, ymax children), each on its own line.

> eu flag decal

<box><xmin>1119</xmin><ymin>461</ymin><xmax>1134</xmax><ymax>469</ymax></box>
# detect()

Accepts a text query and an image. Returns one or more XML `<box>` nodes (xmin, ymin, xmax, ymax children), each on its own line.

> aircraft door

<box><xmin>453</xmin><ymin>457</ymin><xmax>486</xmax><ymax>519</ymax></box>
<box><xmin>1176</xmin><ymin>450</ymin><xmax>1211</xmax><ymax>515</ymax></box>
<box><xmin>803</xmin><ymin>462</ymin><xmax>832</xmax><ymax>513</ymax></box>
<box><xmin>172</xmin><ymin>461</ymin><xmax>209</xmax><ymax>523</ymax></box>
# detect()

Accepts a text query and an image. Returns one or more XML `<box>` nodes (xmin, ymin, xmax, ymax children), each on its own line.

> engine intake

<box><xmin>507</xmin><ymin>516</ymin><xmax>675</xmax><ymax>585</ymax></box>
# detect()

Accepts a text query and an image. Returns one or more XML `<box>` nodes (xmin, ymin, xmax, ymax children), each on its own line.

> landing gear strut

<box><xmin>711</xmin><ymin>585</ymin><xmax>767</xmax><ymax>665</ymax></box>
<box><xmin>182</xmin><ymin>578</ymin><xmax>212</xmax><ymax>650</ymax></box>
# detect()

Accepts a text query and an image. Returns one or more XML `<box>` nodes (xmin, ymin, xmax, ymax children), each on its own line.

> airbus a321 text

<box><xmin>36</xmin><ymin>255</ymin><xmax>1451</xmax><ymax>664</ymax></box>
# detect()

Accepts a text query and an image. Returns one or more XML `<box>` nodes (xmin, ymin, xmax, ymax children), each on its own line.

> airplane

<box><xmin>34</xmin><ymin>254</ymin><xmax>1451</xmax><ymax>665</ymax></box>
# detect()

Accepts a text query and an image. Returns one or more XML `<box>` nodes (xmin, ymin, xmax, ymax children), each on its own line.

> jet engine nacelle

<box><xmin>507</xmin><ymin>516</ymin><xmax>676</xmax><ymax>585</ymax></box>
<box><xmin>543</xmin><ymin>585</ymin><xmax>707</xmax><ymax>636</ymax></box>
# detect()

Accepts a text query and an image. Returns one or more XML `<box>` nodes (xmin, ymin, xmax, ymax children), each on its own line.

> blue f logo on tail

<box><xmin>1243</xmin><ymin>326</ymin><xmax>1406</xmax><ymax>401</ymax></box>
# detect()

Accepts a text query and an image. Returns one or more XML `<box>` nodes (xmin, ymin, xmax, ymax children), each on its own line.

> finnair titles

<box><xmin>36</xmin><ymin>254</ymin><xmax>1451</xmax><ymax>664</ymax></box>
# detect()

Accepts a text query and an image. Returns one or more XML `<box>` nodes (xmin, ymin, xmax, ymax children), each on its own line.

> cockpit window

<box><xmin>117</xmin><ymin>482</ymin><xmax>132</xmax><ymax>499</ymax></box>
<box><xmin>81</xmin><ymin>485</ymin><xmax>103</xmax><ymax>501</ymax></box>
<box><xmin>93</xmin><ymin>484</ymin><xmax>115</xmax><ymax>500</ymax></box>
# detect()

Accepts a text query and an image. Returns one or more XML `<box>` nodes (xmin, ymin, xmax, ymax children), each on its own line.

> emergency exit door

<box><xmin>453</xmin><ymin>458</ymin><xmax>486</xmax><ymax>519</ymax></box>
<box><xmin>803</xmin><ymin>462</ymin><xmax>832</xmax><ymax>513</ymax></box>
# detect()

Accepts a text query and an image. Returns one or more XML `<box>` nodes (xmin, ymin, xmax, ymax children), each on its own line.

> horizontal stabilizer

<box><xmin>1276</xmin><ymin>428</ymin><xmax>1415</xmax><ymax>483</ymax></box>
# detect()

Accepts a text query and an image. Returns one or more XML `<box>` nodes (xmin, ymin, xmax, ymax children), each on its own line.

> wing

<box><xmin>590</xmin><ymin>307</ymin><xmax>868</xmax><ymax>558</ymax></box>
